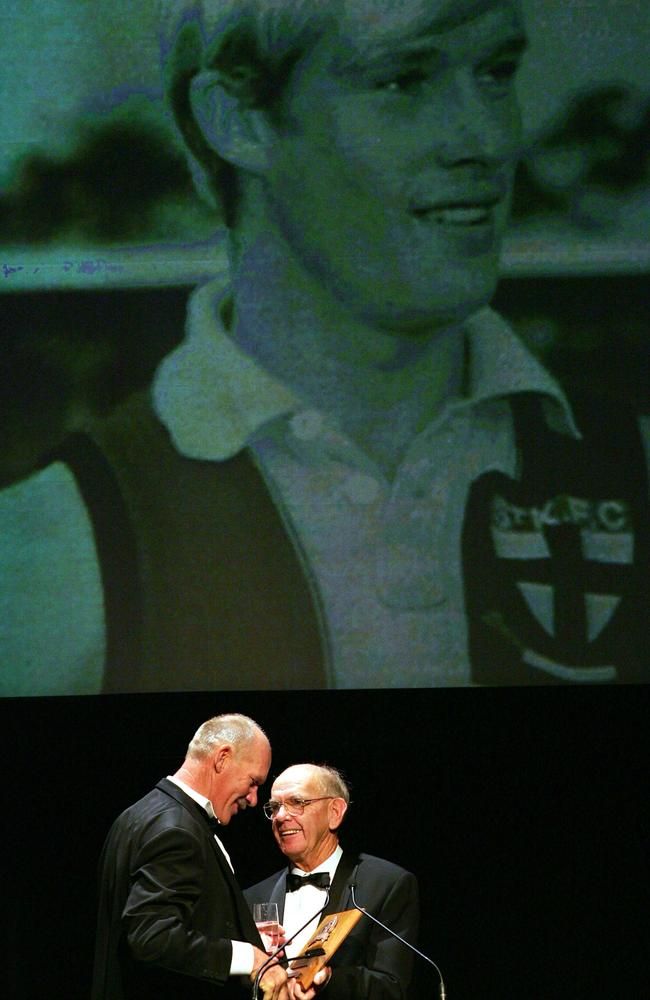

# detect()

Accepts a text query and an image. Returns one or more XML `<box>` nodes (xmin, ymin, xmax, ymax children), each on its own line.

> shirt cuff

<box><xmin>230</xmin><ymin>940</ymin><xmax>256</xmax><ymax>976</ymax></box>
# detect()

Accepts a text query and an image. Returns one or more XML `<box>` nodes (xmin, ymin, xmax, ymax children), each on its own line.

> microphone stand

<box><xmin>251</xmin><ymin>886</ymin><xmax>331</xmax><ymax>1000</ymax></box>
<box><xmin>350</xmin><ymin>884</ymin><xmax>447</xmax><ymax>1000</ymax></box>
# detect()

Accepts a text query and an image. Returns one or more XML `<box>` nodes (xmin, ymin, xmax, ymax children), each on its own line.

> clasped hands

<box><xmin>252</xmin><ymin>924</ymin><xmax>332</xmax><ymax>1000</ymax></box>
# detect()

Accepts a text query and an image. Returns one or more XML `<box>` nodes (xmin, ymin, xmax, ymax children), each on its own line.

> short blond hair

<box><xmin>161</xmin><ymin>0</ymin><xmax>334</xmax><ymax>225</ymax></box>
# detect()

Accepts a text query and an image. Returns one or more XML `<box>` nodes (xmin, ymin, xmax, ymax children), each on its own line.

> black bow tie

<box><xmin>193</xmin><ymin>803</ymin><xmax>220</xmax><ymax>834</ymax></box>
<box><xmin>286</xmin><ymin>871</ymin><xmax>331</xmax><ymax>892</ymax></box>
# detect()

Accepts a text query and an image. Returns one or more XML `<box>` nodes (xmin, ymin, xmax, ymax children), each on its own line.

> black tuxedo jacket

<box><xmin>245</xmin><ymin>851</ymin><xmax>419</xmax><ymax>1000</ymax></box>
<box><xmin>92</xmin><ymin>778</ymin><xmax>263</xmax><ymax>1000</ymax></box>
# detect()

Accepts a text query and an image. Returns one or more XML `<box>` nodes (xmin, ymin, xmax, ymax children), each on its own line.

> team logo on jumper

<box><xmin>487</xmin><ymin>492</ymin><xmax>634</xmax><ymax>679</ymax></box>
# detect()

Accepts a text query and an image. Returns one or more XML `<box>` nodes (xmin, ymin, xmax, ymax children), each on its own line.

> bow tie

<box><xmin>193</xmin><ymin>803</ymin><xmax>220</xmax><ymax>834</ymax></box>
<box><xmin>286</xmin><ymin>871</ymin><xmax>331</xmax><ymax>892</ymax></box>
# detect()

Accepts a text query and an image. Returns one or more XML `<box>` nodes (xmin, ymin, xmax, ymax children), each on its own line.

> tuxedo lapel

<box><xmin>231</xmin><ymin>877</ymin><xmax>262</xmax><ymax>943</ymax></box>
<box><xmin>323</xmin><ymin>851</ymin><xmax>359</xmax><ymax>916</ymax></box>
<box><xmin>155</xmin><ymin>779</ymin><xmax>262</xmax><ymax>945</ymax></box>
<box><xmin>269</xmin><ymin>872</ymin><xmax>288</xmax><ymax>922</ymax></box>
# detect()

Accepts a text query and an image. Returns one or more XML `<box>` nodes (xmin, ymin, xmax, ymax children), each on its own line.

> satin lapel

<box><xmin>323</xmin><ymin>852</ymin><xmax>359</xmax><ymax>916</ymax></box>
<box><xmin>232</xmin><ymin>877</ymin><xmax>263</xmax><ymax>944</ymax></box>
<box><xmin>270</xmin><ymin>872</ymin><xmax>288</xmax><ymax>922</ymax></box>
<box><xmin>155</xmin><ymin>780</ymin><xmax>262</xmax><ymax>944</ymax></box>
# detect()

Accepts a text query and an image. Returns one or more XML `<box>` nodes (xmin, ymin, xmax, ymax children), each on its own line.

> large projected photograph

<box><xmin>2</xmin><ymin>0</ymin><xmax>650</xmax><ymax>694</ymax></box>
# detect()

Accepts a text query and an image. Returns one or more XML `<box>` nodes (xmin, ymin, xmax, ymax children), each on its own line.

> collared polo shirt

<box><xmin>153</xmin><ymin>278</ymin><xmax>579</xmax><ymax>686</ymax></box>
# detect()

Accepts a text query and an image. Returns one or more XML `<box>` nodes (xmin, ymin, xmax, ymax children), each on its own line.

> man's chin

<box><xmin>229</xmin><ymin>799</ymin><xmax>249</xmax><ymax>820</ymax></box>
<box><xmin>356</xmin><ymin>280</ymin><xmax>499</xmax><ymax>338</ymax></box>
<box><xmin>276</xmin><ymin>836</ymin><xmax>301</xmax><ymax>860</ymax></box>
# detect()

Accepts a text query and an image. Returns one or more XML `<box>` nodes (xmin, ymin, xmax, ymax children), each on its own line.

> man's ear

<box><xmin>189</xmin><ymin>70</ymin><xmax>274</xmax><ymax>175</ymax></box>
<box><xmin>328</xmin><ymin>797</ymin><xmax>348</xmax><ymax>832</ymax></box>
<box><xmin>214</xmin><ymin>745</ymin><xmax>233</xmax><ymax>773</ymax></box>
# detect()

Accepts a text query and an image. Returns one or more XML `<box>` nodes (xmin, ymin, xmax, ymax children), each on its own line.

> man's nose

<box><xmin>430</xmin><ymin>71</ymin><xmax>520</xmax><ymax>167</ymax></box>
<box><xmin>247</xmin><ymin>786</ymin><xmax>258</xmax><ymax>806</ymax></box>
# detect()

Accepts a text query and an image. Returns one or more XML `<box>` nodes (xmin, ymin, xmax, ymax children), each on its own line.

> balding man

<box><xmin>92</xmin><ymin>713</ymin><xmax>289</xmax><ymax>1000</ymax></box>
<box><xmin>245</xmin><ymin>764</ymin><xmax>419</xmax><ymax>1000</ymax></box>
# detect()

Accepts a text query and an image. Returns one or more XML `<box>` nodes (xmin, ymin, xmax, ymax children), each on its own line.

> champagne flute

<box><xmin>252</xmin><ymin>902</ymin><xmax>280</xmax><ymax>953</ymax></box>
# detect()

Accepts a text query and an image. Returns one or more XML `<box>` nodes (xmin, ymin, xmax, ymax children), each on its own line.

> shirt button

<box><xmin>290</xmin><ymin>409</ymin><xmax>323</xmax><ymax>440</ymax></box>
<box><xmin>343</xmin><ymin>472</ymin><xmax>380</xmax><ymax>505</ymax></box>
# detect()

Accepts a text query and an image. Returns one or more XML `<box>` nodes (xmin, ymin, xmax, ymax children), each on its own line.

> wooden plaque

<box><xmin>288</xmin><ymin>909</ymin><xmax>363</xmax><ymax>988</ymax></box>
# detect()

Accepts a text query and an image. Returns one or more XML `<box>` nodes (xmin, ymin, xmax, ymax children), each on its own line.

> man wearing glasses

<box><xmin>245</xmin><ymin>764</ymin><xmax>419</xmax><ymax>1000</ymax></box>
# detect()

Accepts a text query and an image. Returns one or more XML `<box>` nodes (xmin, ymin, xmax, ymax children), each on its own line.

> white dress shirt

<box><xmin>282</xmin><ymin>845</ymin><xmax>343</xmax><ymax>958</ymax></box>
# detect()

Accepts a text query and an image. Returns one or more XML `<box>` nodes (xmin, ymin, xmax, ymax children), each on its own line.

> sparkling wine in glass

<box><xmin>253</xmin><ymin>902</ymin><xmax>280</xmax><ymax>953</ymax></box>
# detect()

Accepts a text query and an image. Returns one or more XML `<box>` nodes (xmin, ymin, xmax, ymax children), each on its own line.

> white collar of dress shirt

<box><xmin>153</xmin><ymin>275</ymin><xmax>579</xmax><ymax>463</ymax></box>
<box><xmin>290</xmin><ymin>843</ymin><xmax>343</xmax><ymax>879</ymax></box>
<box><xmin>167</xmin><ymin>775</ymin><xmax>234</xmax><ymax>871</ymax></box>
<box><xmin>167</xmin><ymin>773</ymin><xmax>218</xmax><ymax>819</ymax></box>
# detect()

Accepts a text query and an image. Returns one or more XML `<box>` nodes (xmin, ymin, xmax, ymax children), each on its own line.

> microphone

<box><xmin>251</xmin><ymin>882</ymin><xmax>331</xmax><ymax>1000</ymax></box>
<box><xmin>350</xmin><ymin>882</ymin><xmax>447</xmax><ymax>1000</ymax></box>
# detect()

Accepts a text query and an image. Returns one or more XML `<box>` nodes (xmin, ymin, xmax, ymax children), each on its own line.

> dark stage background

<box><xmin>3</xmin><ymin>686</ymin><xmax>649</xmax><ymax>1000</ymax></box>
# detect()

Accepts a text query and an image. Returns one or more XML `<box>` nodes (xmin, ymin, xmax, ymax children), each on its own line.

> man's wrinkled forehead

<box><xmin>333</xmin><ymin>0</ymin><xmax>523</xmax><ymax>53</ymax></box>
<box><xmin>272</xmin><ymin>766</ymin><xmax>320</xmax><ymax>797</ymax></box>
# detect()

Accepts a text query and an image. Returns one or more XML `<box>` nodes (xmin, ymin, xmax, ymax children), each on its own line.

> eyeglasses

<box><xmin>263</xmin><ymin>796</ymin><xmax>333</xmax><ymax>820</ymax></box>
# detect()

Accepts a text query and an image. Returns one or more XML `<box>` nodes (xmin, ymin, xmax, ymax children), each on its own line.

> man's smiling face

<box><xmin>270</xmin><ymin>765</ymin><xmax>346</xmax><ymax>871</ymax></box>
<box><xmin>211</xmin><ymin>735</ymin><xmax>271</xmax><ymax>824</ymax></box>
<box><xmin>262</xmin><ymin>0</ymin><xmax>526</xmax><ymax>334</ymax></box>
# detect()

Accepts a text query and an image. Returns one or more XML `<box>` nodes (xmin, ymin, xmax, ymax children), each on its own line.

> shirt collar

<box><xmin>167</xmin><ymin>775</ymin><xmax>235</xmax><ymax>872</ymax></box>
<box><xmin>153</xmin><ymin>279</ymin><xmax>580</xmax><ymax>462</ymax></box>
<box><xmin>167</xmin><ymin>774</ymin><xmax>217</xmax><ymax>820</ymax></box>
<box><xmin>290</xmin><ymin>844</ymin><xmax>343</xmax><ymax>878</ymax></box>
<box><xmin>465</xmin><ymin>306</ymin><xmax>580</xmax><ymax>438</ymax></box>
<box><xmin>153</xmin><ymin>277</ymin><xmax>299</xmax><ymax>461</ymax></box>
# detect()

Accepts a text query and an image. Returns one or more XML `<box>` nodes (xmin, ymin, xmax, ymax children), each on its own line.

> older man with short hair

<box><xmin>245</xmin><ymin>763</ymin><xmax>419</xmax><ymax>1000</ymax></box>
<box><xmin>92</xmin><ymin>713</ymin><xmax>289</xmax><ymax>1000</ymax></box>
